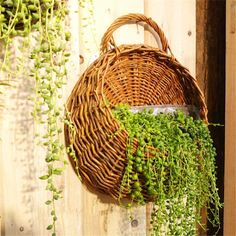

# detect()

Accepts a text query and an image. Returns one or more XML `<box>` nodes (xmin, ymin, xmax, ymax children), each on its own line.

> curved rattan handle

<box><xmin>101</xmin><ymin>13</ymin><xmax>172</xmax><ymax>54</ymax></box>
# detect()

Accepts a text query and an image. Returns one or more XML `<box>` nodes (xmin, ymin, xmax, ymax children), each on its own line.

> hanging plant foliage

<box><xmin>1</xmin><ymin>1</ymin><xmax>74</xmax><ymax>235</ymax></box>
<box><xmin>112</xmin><ymin>104</ymin><xmax>222</xmax><ymax>235</ymax></box>
<box><xmin>30</xmin><ymin>3</ymin><xmax>71</xmax><ymax>236</ymax></box>
<box><xmin>0</xmin><ymin>0</ymin><xmax>64</xmax><ymax>71</ymax></box>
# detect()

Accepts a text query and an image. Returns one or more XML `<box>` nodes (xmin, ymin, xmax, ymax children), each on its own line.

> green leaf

<box><xmin>46</xmin><ymin>224</ymin><xmax>53</xmax><ymax>230</ymax></box>
<box><xmin>39</xmin><ymin>175</ymin><xmax>49</xmax><ymax>180</ymax></box>
<box><xmin>53</xmin><ymin>194</ymin><xmax>59</xmax><ymax>200</ymax></box>
<box><xmin>52</xmin><ymin>168</ymin><xmax>63</xmax><ymax>175</ymax></box>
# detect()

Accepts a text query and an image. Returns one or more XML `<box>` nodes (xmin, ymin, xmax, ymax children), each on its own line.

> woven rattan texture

<box><xmin>65</xmin><ymin>13</ymin><xmax>207</xmax><ymax>200</ymax></box>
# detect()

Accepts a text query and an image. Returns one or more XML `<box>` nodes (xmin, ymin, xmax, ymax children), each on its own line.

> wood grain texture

<box><xmin>196</xmin><ymin>1</ymin><xmax>225</xmax><ymax>235</ymax></box>
<box><xmin>144</xmin><ymin>0</ymin><xmax>196</xmax><ymax>76</ymax></box>
<box><xmin>225</xmin><ymin>0</ymin><xmax>236</xmax><ymax>235</ymax></box>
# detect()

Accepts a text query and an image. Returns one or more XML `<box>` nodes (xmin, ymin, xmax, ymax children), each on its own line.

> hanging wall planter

<box><xmin>65</xmin><ymin>13</ymin><xmax>222</xmax><ymax>235</ymax></box>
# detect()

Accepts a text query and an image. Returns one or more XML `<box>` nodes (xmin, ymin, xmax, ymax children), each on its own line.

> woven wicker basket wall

<box><xmin>65</xmin><ymin>13</ymin><xmax>207</xmax><ymax>200</ymax></box>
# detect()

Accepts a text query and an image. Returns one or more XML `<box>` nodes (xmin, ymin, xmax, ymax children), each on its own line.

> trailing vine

<box><xmin>112</xmin><ymin>104</ymin><xmax>222</xmax><ymax>235</ymax></box>
<box><xmin>0</xmin><ymin>1</ymin><xmax>75</xmax><ymax>235</ymax></box>
<box><xmin>30</xmin><ymin>2</ymin><xmax>71</xmax><ymax>236</ymax></box>
<box><xmin>0</xmin><ymin>0</ymin><xmax>47</xmax><ymax>74</ymax></box>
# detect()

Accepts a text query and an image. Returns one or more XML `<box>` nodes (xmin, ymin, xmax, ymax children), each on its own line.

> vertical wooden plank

<box><xmin>225</xmin><ymin>1</ymin><xmax>236</xmax><ymax>235</ymax></box>
<box><xmin>0</xmin><ymin>77</ymin><xmax>4</xmax><ymax>236</ymax></box>
<box><xmin>78</xmin><ymin>1</ymin><xmax>147</xmax><ymax>235</ymax></box>
<box><xmin>196</xmin><ymin>1</ymin><xmax>225</xmax><ymax>235</ymax></box>
<box><xmin>144</xmin><ymin>0</ymin><xmax>196</xmax><ymax>76</ymax></box>
<box><xmin>144</xmin><ymin>1</ymin><xmax>196</xmax><ymax>235</ymax></box>
<box><xmin>0</xmin><ymin>59</ymin><xmax>36</xmax><ymax>236</ymax></box>
<box><xmin>196</xmin><ymin>0</ymin><xmax>226</xmax><ymax>122</ymax></box>
<box><xmin>57</xmin><ymin>0</ymin><xmax>82</xmax><ymax>235</ymax></box>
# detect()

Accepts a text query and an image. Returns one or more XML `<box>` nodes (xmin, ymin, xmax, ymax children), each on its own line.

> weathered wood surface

<box><xmin>144</xmin><ymin>0</ymin><xmax>196</xmax><ymax>76</ymax></box>
<box><xmin>196</xmin><ymin>1</ymin><xmax>225</xmax><ymax>235</ymax></box>
<box><xmin>225</xmin><ymin>0</ymin><xmax>236</xmax><ymax>235</ymax></box>
<box><xmin>0</xmin><ymin>1</ymin><xmax>196</xmax><ymax>235</ymax></box>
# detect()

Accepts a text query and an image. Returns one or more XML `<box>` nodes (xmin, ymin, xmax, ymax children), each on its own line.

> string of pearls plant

<box><xmin>113</xmin><ymin>104</ymin><xmax>222</xmax><ymax>235</ymax></box>
<box><xmin>31</xmin><ymin>3</ymin><xmax>71</xmax><ymax>236</ymax></box>
<box><xmin>0</xmin><ymin>0</ymin><xmax>82</xmax><ymax>235</ymax></box>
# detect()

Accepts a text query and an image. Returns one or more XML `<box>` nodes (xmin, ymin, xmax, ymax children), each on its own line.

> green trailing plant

<box><xmin>0</xmin><ymin>0</ymin><xmax>55</xmax><ymax>73</ymax></box>
<box><xmin>112</xmin><ymin>104</ymin><xmax>222</xmax><ymax>236</ymax></box>
<box><xmin>30</xmin><ymin>2</ymin><xmax>71</xmax><ymax>236</ymax></box>
<box><xmin>0</xmin><ymin>1</ymin><xmax>76</xmax><ymax>235</ymax></box>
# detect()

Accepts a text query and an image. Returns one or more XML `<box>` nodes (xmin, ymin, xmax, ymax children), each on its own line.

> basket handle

<box><xmin>100</xmin><ymin>13</ymin><xmax>172</xmax><ymax>54</ymax></box>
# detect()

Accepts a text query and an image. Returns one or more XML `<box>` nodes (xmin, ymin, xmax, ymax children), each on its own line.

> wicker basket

<box><xmin>65</xmin><ymin>13</ymin><xmax>207</xmax><ymax>200</ymax></box>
